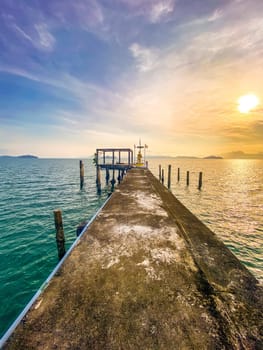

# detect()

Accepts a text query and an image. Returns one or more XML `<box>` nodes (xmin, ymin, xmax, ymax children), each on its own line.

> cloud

<box><xmin>1</xmin><ymin>0</ymin><xmax>263</xmax><ymax>157</ymax></box>
<box><xmin>149</xmin><ymin>0</ymin><xmax>175</xmax><ymax>23</ymax></box>
<box><xmin>157</xmin><ymin>9</ymin><xmax>263</xmax><ymax>85</ymax></box>
<box><xmin>0</xmin><ymin>65</ymin><xmax>138</xmax><ymax>136</ymax></box>
<box><xmin>46</xmin><ymin>0</ymin><xmax>104</xmax><ymax>29</ymax></box>
<box><xmin>35</xmin><ymin>24</ymin><xmax>56</xmax><ymax>50</ymax></box>
<box><xmin>112</xmin><ymin>0</ymin><xmax>176</xmax><ymax>24</ymax></box>
<box><xmin>9</xmin><ymin>21</ymin><xmax>55</xmax><ymax>52</ymax></box>
<box><xmin>1</xmin><ymin>0</ymin><xmax>104</xmax><ymax>51</ymax></box>
<box><xmin>175</xmin><ymin>1</ymin><xmax>263</xmax><ymax>65</ymax></box>
<box><xmin>12</xmin><ymin>24</ymin><xmax>33</xmax><ymax>42</ymax></box>
<box><xmin>207</xmin><ymin>8</ymin><xmax>223</xmax><ymax>22</ymax></box>
<box><xmin>218</xmin><ymin>120</ymin><xmax>263</xmax><ymax>154</ymax></box>
<box><xmin>129</xmin><ymin>43</ymin><xmax>159</xmax><ymax>72</ymax></box>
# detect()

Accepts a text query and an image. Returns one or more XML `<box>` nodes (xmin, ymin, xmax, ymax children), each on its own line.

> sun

<box><xmin>238</xmin><ymin>94</ymin><xmax>259</xmax><ymax>113</ymax></box>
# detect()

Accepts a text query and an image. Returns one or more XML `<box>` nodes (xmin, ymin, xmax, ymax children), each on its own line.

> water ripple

<box><xmin>0</xmin><ymin>158</ymin><xmax>109</xmax><ymax>337</ymax></box>
<box><xmin>149</xmin><ymin>158</ymin><xmax>263</xmax><ymax>285</ymax></box>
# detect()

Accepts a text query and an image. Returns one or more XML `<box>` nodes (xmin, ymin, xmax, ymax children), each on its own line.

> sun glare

<box><xmin>238</xmin><ymin>94</ymin><xmax>259</xmax><ymax>113</ymax></box>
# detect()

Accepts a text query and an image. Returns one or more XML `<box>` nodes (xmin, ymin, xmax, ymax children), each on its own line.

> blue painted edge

<box><xmin>0</xmin><ymin>194</ymin><xmax>112</xmax><ymax>348</ymax></box>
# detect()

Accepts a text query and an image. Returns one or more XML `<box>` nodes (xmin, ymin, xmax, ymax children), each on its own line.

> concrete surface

<box><xmin>4</xmin><ymin>168</ymin><xmax>263</xmax><ymax>349</ymax></box>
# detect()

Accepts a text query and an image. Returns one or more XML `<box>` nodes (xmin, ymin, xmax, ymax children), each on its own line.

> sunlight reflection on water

<box><xmin>149</xmin><ymin>158</ymin><xmax>263</xmax><ymax>285</ymax></box>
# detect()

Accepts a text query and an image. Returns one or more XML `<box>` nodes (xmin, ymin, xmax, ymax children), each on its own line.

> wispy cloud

<box><xmin>12</xmin><ymin>24</ymin><xmax>33</xmax><ymax>42</ymax></box>
<box><xmin>149</xmin><ymin>0</ymin><xmax>175</xmax><ymax>23</ymax></box>
<box><xmin>0</xmin><ymin>64</ymin><xmax>136</xmax><ymax>136</ymax></box>
<box><xmin>129</xmin><ymin>43</ymin><xmax>159</xmax><ymax>72</ymax></box>
<box><xmin>190</xmin><ymin>18</ymin><xmax>263</xmax><ymax>58</ymax></box>
<box><xmin>222</xmin><ymin>120</ymin><xmax>263</xmax><ymax>144</ymax></box>
<box><xmin>111</xmin><ymin>0</ymin><xmax>176</xmax><ymax>25</ymax></box>
<box><xmin>0</xmin><ymin>64</ymin><xmax>42</xmax><ymax>82</ymax></box>
<box><xmin>9</xmin><ymin>21</ymin><xmax>55</xmax><ymax>52</ymax></box>
<box><xmin>208</xmin><ymin>8</ymin><xmax>223</xmax><ymax>22</ymax></box>
<box><xmin>35</xmin><ymin>24</ymin><xmax>56</xmax><ymax>51</ymax></box>
<box><xmin>45</xmin><ymin>0</ymin><xmax>104</xmax><ymax>29</ymax></box>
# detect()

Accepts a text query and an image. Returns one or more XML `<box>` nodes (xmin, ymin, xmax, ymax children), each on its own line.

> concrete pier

<box><xmin>3</xmin><ymin>168</ymin><xmax>263</xmax><ymax>349</ymax></box>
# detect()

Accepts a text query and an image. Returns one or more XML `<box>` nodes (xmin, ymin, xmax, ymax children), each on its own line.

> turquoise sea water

<box><xmin>0</xmin><ymin>157</ymin><xmax>262</xmax><ymax>338</ymax></box>
<box><xmin>0</xmin><ymin>158</ymin><xmax>108</xmax><ymax>337</ymax></box>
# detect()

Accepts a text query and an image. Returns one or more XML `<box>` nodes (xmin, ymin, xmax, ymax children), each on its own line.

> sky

<box><xmin>0</xmin><ymin>0</ymin><xmax>263</xmax><ymax>158</ymax></box>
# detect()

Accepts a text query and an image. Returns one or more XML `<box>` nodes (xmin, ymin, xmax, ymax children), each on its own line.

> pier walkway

<box><xmin>4</xmin><ymin>168</ymin><xmax>263</xmax><ymax>349</ymax></box>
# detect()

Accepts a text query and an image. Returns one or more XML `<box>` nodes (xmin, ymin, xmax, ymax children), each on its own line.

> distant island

<box><xmin>0</xmin><ymin>155</ymin><xmax>38</xmax><ymax>159</ymax></box>
<box><xmin>18</xmin><ymin>155</ymin><xmax>38</xmax><ymax>159</ymax></box>
<box><xmin>203</xmin><ymin>155</ymin><xmax>223</xmax><ymax>159</ymax></box>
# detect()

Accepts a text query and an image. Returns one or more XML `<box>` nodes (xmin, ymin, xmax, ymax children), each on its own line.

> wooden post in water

<box><xmin>53</xmin><ymin>209</ymin><xmax>65</xmax><ymax>260</ymax></box>
<box><xmin>80</xmin><ymin>160</ymin><xmax>84</xmax><ymax>189</ymax></box>
<box><xmin>168</xmin><ymin>164</ymin><xmax>171</xmax><ymax>189</ymax></box>
<box><xmin>110</xmin><ymin>170</ymin><xmax>116</xmax><ymax>191</ymax></box>
<box><xmin>96</xmin><ymin>166</ymin><xmax>101</xmax><ymax>194</ymax></box>
<box><xmin>117</xmin><ymin>170</ymin><xmax>121</xmax><ymax>184</ymax></box>
<box><xmin>159</xmin><ymin>165</ymin><xmax>161</xmax><ymax>181</ymax></box>
<box><xmin>186</xmin><ymin>171</ymin><xmax>190</xmax><ymax>186</ymax></box>
<box><xmin>198</xmin><ymin>172</ymin><xmax>203</xmax><ymax>190</ymax></box>
<box><xmin>161</xmin><ymin>169</ymin><xmax>164</xmax><ymax>185</ymax></box>
<box><xmin>106</xmin><ymin>168</ymin><xmax>110</xmax><ymax>185</ymax></box>
<box><xmin>177</xmin><ymin>168</ymin><xmax>180</xmax><ymax>182</ymax></box>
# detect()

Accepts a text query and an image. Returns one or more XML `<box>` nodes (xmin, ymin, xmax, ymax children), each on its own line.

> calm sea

<box><xmin>149</xmin><ymin>158</ymin><xmax>263</xmax><ymax>284</ymax></box>
<box><xmin>0</xmin><ymin>157</ymin><xmax>262</xmax><ymax>337</ymax></box>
